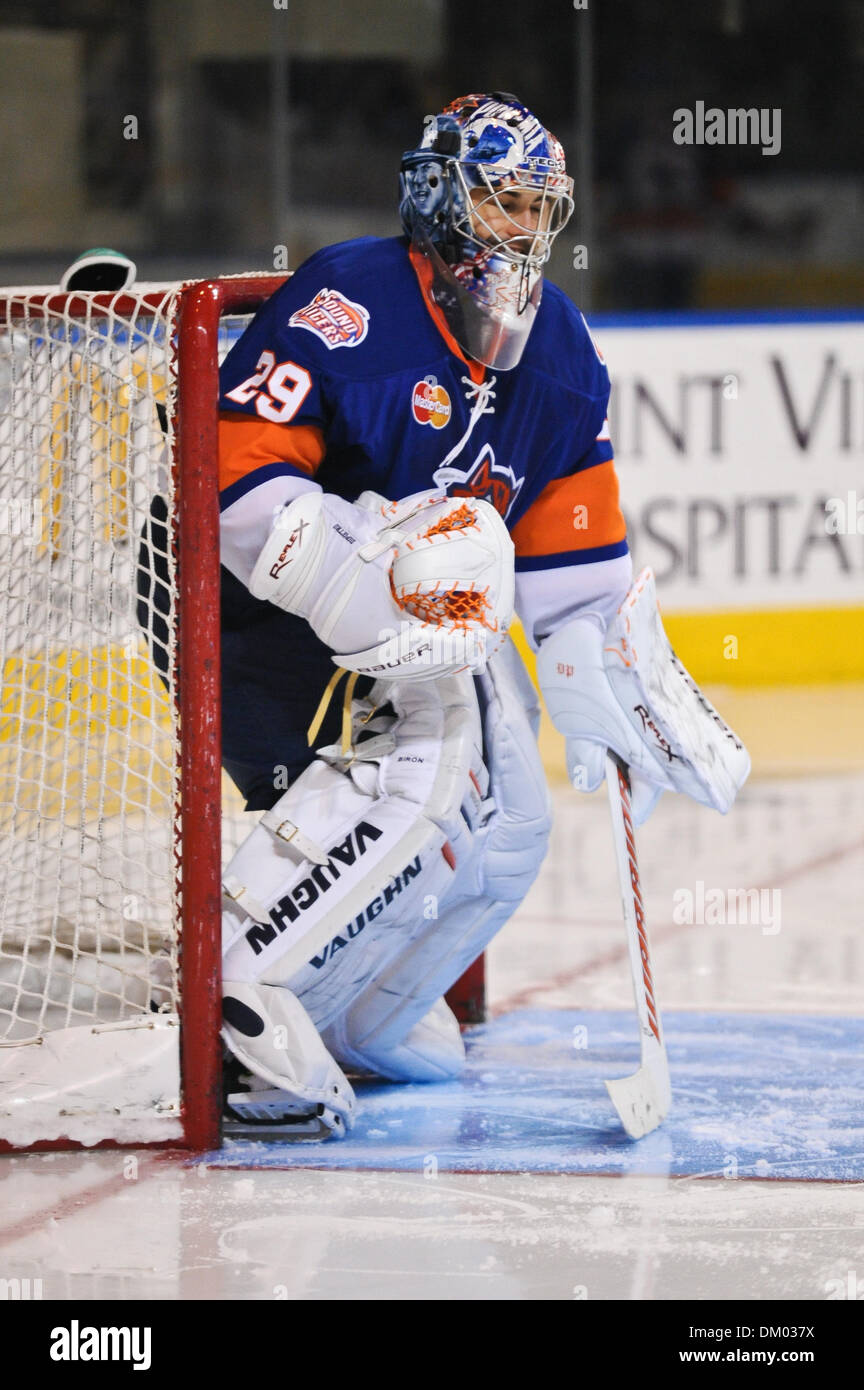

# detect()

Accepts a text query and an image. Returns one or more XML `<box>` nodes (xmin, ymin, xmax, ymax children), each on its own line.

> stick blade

<box><xmin>605</xmin><ymin>1052</ymin><xmax>671</xmax><ymax>1139</ymax></box>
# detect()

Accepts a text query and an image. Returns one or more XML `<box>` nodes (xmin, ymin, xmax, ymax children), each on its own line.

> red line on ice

<box><xmin>492</xmin><ymin>833</ymin><xmax>864</xmax><ymax>1015</ymax></box>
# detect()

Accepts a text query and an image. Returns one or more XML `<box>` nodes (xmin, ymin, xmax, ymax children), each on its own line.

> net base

<box><xmin>0</xmin><ymin>1014</ymin><xmax>182</xmax><ymax>1148</ymax></box>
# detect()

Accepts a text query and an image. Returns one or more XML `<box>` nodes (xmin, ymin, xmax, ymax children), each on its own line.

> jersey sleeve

<box><xmin>512</xmin><ymin>302</ymin><xmax>633</xmax><ymax>647</ymax></box>
<box><xmin>218</xmin><ymin>278</ymin><xmax>333</xmax><ymax>585</ymax></box>
<box><xmin>512</xmin><ymin>398</ymin><xmax>632</xmax><ymax>647</ymax></box>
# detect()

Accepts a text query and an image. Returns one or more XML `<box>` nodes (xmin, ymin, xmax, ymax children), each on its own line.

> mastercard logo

<box><xmin>412</xmin><ymin>378</ymin><xmax>452</xmax><ymax>430</ymax></box>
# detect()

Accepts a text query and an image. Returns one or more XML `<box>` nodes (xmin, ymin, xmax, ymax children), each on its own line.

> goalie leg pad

<box><xmin>222</xmin><ymin>674</ymin><xmax>487</xmax><ymax>1036</ymax></box>
<box><xmin>221</xmin><ymin>980</ymin><xmax>356</xmax><ymax>1137</ymax></box>
<box><xmin>322</xmin><ymin>997</ymin><xmax>466</xmax><ymax>1083</ymax></box>
<box><xmin>321</xmin><ymin>640</ymin><xmax>552</xmax><ymax>1072</ymax></box>
<box><xmin>322</xmin><ymin>894</ymin><xmax>509</xmax><ymax>1078</ymax></box>
<box><xmin>472</xmin><ymin>637</ymin><xmax>552</xmax><ymax>900</ymax></box>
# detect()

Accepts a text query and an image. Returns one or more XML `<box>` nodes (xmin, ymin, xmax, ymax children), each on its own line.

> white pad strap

<box><xmin>223</xmin><ymin>874</ymin><xmax>271</xmax><ymax>927</ymax></box>
<box><xmin>259</xmin><ymin>807</ymin><xmax>330</xmax><ymax>865</ymax></box>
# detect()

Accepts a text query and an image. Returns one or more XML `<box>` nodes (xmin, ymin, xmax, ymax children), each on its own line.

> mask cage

<box><xmin>450</xmin><ymin>162</ymin><xmax>574</xmax><ymax>272</ymax></box>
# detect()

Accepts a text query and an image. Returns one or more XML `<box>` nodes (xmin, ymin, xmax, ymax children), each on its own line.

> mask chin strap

<box><xmin>516</xmin><ymin>259</ymin><xmax>533</xmax><ymax>313</ymax></box>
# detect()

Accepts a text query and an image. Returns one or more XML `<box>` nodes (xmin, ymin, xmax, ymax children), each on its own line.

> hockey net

<box><xmin>0</xmin><ymin>274</ymin><xmax>487</xmax><ymax>1152</ymax></box>
<box><xmin>0</xmin><ymin>277</ymin><xmax>283</xmax><ymax>1149</ymax></box>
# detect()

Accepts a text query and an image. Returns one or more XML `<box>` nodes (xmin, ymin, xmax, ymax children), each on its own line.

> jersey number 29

<box><xmin>224</xmin><ymin>350</ymin><xmax>312</xmax><ymax>424</ymax></box>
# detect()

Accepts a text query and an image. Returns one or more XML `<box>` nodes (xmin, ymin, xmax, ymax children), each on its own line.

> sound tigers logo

<box><xmin>433</xmin><ymin>442</ymin><xmax>523</xmax><ymax>519</ymax></box>
<box><xmin>289</xmin><ymin>289</ymin><xmax>370</xmax><ymax>349</ymax></box>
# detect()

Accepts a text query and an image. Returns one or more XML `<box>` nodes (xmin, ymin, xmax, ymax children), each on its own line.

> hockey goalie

<box><xmin>213</xmin><ymin>93</ymin><xmax>750</xmax><ymax>1138</ymax></box>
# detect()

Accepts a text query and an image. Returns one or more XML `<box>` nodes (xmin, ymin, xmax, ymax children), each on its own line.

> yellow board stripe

<box><xmin>2</xmin><ymin>604</ymin><xmax>860</xmax><ymax>750</ymax></box>
<box><xmin>659</xmin><ymin>606</ymin><xmax>864</xmax><ymax>685</ymax></box>
<box><xmin>1</xmin><ymin>647</ymin><xmax>172</xmax><ymax>740</ymax></box>
<box><xmin>512</xmin><ymin>607</ymin><xmax>864</xmax><ymax>687</ymax></box>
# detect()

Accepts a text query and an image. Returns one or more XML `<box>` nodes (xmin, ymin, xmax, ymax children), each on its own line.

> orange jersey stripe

<box><xmin>408</xmin><ymin>246</ymin><xmax>486</xmax><ymax>386</ymax></box>
<box><xmin>511</xmin><ymin>459</ymin><xmax>626</xmax><ymax>558</ymax></box>
<box><xmin>218</xmin><ymin>413</ymin><xmax>326</xmax><ymax>492</ymax></box>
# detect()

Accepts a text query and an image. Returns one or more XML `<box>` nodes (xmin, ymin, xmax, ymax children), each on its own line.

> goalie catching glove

<box><xmin>249</xmin><ymin>488</ymin><xmax>514</xmax><ymax>681</ymax></box>
<box><xmin>537</xmin><ymin>568</ymin><xmax>750</xmax><ymax>824</ymax></box>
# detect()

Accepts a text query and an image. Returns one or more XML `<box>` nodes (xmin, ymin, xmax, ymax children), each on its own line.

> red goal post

<box><xmin>0</xmin><ymin>275</ymin><xmax>485</xmax><ymax>1153</ymax></box>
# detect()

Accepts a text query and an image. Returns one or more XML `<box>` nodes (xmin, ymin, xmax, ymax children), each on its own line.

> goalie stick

<box><xmin>603</xmin><ymin>752</ymin><xmax>671</xmax><ymax>1138</ymax></box>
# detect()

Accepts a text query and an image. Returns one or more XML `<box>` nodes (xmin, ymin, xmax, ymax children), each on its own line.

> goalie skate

<box><xmin>222</xmin><ymin>1057</ymin><xmax>351</xmax><ymax>1141</ymax></box>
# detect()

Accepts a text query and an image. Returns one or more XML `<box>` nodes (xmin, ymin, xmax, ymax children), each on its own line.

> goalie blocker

<box><xmin>537</xmin><ymin>568</ymin><xmax>750</xmax><ymax>819</ymax></box>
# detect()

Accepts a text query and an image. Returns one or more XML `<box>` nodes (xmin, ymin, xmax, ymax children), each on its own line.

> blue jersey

<box><xmin>215</xmin><ymin>235</ymin><xmax>631</xmax><ymax>808</ymax></box>
<box><xmin>218</xmin><ymin>236</ymin><xmax>626</xmax><ymax>587</ymax></box>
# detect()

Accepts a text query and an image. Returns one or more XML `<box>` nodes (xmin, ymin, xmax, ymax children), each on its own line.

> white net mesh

<box><xmin>0</xmin><ymin>289</ymin><xmax>252</xmax><ymax>1072</ymax></box>
<box><xmin>0</xmin><ymin>289</ymin><xmax>183</xmax><ymax>1046</ymax></box>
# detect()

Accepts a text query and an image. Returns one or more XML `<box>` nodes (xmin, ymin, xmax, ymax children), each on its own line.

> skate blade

<box><xmin>224</xmin><ymin>1091</ymin><xmax>348</xmax><ymax>1142</ymax></box>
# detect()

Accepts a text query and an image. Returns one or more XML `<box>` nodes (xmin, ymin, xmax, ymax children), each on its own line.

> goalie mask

<box><xmin>399</xmin><ymin>92</ymin><xmax>574</xmax><ymax>371</ymax></box>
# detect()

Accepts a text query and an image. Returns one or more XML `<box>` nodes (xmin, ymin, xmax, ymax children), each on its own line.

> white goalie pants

<box><xmin>221</xmin><ymin>639</ymin><xmax>551</xmax><ymax>1092</ymax></box>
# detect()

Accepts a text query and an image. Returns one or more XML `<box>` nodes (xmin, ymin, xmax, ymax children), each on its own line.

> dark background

<box><xmin>1</xmin><ymin>0</ymin><xmax>861</xmax><ymax>309</ymax></box>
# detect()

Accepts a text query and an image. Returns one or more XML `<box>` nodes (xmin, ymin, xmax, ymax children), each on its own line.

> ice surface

<box><xmin>212</xmin><ymin>1009</ymin><xmax>864</xmax><ymax>1181</ymax></box>
<box><xmin>1</xmin><ymin>768</ymin><xmax>863</xmax><ymax>1299</ymax></box>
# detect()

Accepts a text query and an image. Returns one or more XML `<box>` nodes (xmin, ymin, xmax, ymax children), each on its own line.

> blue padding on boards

<box><xmin>212</xmin><ymin>1010</ymin><xmax>864</xmax><ymax>1180</ymax></box>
